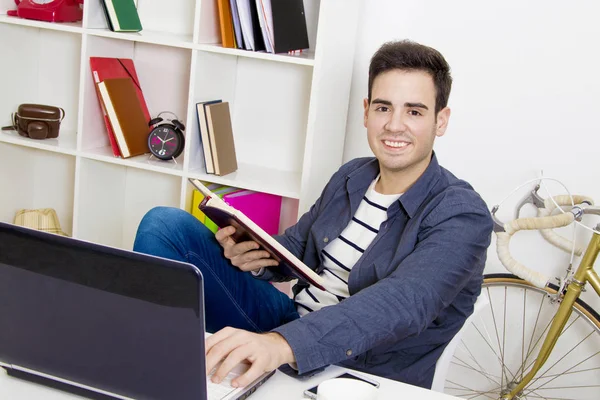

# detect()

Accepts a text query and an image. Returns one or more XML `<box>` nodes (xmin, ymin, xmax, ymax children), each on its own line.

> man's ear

<box><xmin>363</xmin><ymin>98</ymin><xmax>369</xmax><ymax>128</ymax></box>
<box><xmin>435</xmin><ymin>107</ymin><xmax>451</xmax><ymax>137</ymax></box>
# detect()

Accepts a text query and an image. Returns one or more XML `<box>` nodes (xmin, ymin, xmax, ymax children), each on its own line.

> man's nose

<box><xmin>384</xmin><ymin>110</ymin><xmax>407</xmax><ymax>132</ymax></box>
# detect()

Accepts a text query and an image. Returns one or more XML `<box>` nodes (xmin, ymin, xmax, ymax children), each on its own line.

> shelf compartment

<box><xmin>188</xmin><ymin>162</ymin><xmax>301</xmax><ymax>199</ymax></box>
<box><xmin>188</xmin><ymin>52</ymin><xmax>312</xmax><ymax>190</ymax></box>
<box><xmin>80</xmin><ymin>145</ymin><xmax>184</xmax><ymax>177</ymax></box>
<box><xmin>0</xmin><ymin>143</ymin><xmax>75</xmax><ymax>234</ymax></box>
<box><xmin>80</xmin><ymin>35</ymin><xmax>192</xmax><ymax>159</ymax></box>
<box><xmin>0</xmin><ymin>24</ymin><xmax>82</xmax><ymax>137</ymax></box>
<box><xmin>84</xmin><ymin>0</ymin><xmax>195</xmax><ymax>47</ymax></box>
<box><xmin>75</xmin><ymin>158</ymin><xmax>181</xmax><ymax>250</ymax></box>
<box><xmin>196</xmin><ymin>0</ymin><xmax>321</xmax><ymax>58</ymax></box>
<box><xmin>0</xmin><ymin>130</ymin><xmax>77</xmax><ymax>156</ymax></box>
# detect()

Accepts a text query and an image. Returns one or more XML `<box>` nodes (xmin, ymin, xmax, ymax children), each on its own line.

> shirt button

<box><xmin>346</xmin><ymin>349</ymin><xmax>352</xmax><ymax>356</ymax></box>
<box><xmin>323</xmin><ymin>237</ymin><xmax>329</xmax><ymax>243</ymax></box>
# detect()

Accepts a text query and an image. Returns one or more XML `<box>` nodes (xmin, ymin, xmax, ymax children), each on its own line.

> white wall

<box><xmin>344</xmin><ymin>0</ymin><xmax>600</xmax><ymax>309</ymax></box>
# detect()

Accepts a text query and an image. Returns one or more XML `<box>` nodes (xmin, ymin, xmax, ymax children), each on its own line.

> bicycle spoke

<box><xmin>522</xmin><ymin>289</ymin><xmax>526</xmax><ymax>381</ymax></box>
<box><xmin>473</xmin><ymin>319</ymin><xmax>517</xmax><ymax>383</ymax></box>
<box><xmin>486</xmin><ymin>286</ymin><xmax>516</xmax><ymax>383</ymax></box>
<box><xmin>451</xmin><ymin>357</ymin><xmax>501</xmax><ymax>386</ymax></box>
<box><xmin>518</xmin><ymin>315</ymin><xmax>583</xmax><ymax>382</ymax></box>
<box><xmin>521</xmin><ymin>394</ymin><xmax>550</xmax><ymax>400</ymax></box>
<box><xmin>487</xmin><ymin>286</ymin><xmax>505</xmax><ymax>390</ymax></box>
<box><xmin>446</xmin><ymin>385</ymin><xmax>500</xmax><ymax>396</ymax></box>
<box><xmin>524</xmin><ymin>331</ymin><xmax>597</xmax><ymax>395</ymax></box>
<box><xmin>515</xmin><ymin>298</ymin><xmax>555</xmax><ymax>379</ymax></box>
<box><xmin>502</xmin><ymin>285</ymin><xmax>508</xmax><ymax>389</ymax></box>
<box><xmin>465</xmin><ymin>386</ymin><xmax>504</xmax><ymax>400</ymax></box>
<box><xmin>533</xmin><ymin>363</ymin><xmax>600</xmax><ymax>379</ymax></box>
<box><xmin>451</xmin><ymin>393</ymin><xmax>497</xmax><ymax>400</ymax></box>
<box><xmin>536</xmin><ymin>348</ymin><xmax>599</xmax><ymax>380</ymax></box>
<box><xmin>458</xmin><ymin>336</ymin><xmax>500</xmax><ymax>385</ymax></box>
<box><xmin>530</xmin><ymin>384</ymin><xmax>600</xmax><ymax>390</ymax></box>
<box><xmin>524</xmin><ymin>291</ymin><xmax>547</xmax><ymax>366</ymax></box>
<box><xmin>445</xmin><ymin>380</ymin><xmax>499</xmax><ymax>399</ymax></box>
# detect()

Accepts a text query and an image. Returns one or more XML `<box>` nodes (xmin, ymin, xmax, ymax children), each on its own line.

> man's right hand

<box><xmin>215</xmin><ymin>226</ymin><xmax>279</xmax><ymax>272</ymax></box>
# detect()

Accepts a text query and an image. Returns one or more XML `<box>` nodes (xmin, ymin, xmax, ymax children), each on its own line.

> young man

<box><xmin>133</xmin><ymin>40</ymin><xmax>493</xmax><ymax>390</ymax></box>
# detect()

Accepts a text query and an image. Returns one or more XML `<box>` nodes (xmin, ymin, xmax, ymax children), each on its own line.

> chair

<box><xmin>430</xmin><ymin>294</ymin><xmax>490</xmax><ymax>392</ymax></box>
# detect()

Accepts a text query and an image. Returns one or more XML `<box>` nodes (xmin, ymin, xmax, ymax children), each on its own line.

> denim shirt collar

<box><xmin>345</xmin><ymin>152</ymin><xmax>442</xmax><ymax>219</ymax></box>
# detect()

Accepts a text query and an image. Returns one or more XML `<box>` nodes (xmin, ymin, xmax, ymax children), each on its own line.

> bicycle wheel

<box><xmin>444</xmin><ymin>273</ymin><xmax>600</xmax><ymax>400</ymax></box>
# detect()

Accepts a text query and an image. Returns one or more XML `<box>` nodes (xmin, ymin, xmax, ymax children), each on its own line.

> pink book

<box><xmin>222</xmin><ymin>190</ymin><xmax>282</xmax><ymax>235</ymax></box>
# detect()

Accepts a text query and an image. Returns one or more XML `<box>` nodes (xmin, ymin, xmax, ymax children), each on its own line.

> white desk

<box><xmin>0</xmin><ymin>365</ymin><xmax>458</xmax><ymax>400</ymax></box>
<box><xmin>254</xmin><ymin>365</ymin><xmax>459</xmax><ymax>400</ymax></box>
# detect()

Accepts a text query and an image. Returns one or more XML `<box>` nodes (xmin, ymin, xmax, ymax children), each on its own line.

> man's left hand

<box><xmin>205</xmin><ymin>327</ymin><xmax>296</xmax><ymax>388</ymax></box>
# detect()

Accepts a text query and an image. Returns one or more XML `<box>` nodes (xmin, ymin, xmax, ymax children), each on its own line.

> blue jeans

<box><xmin>133</xmin><ymin>207</ymin><xmax>299</xmax><ymax>333</ymax></box>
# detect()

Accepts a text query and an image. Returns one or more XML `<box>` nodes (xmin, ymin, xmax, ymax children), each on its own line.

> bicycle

<box><xmin>443</xmin><ymin>183</ymin><xmax>600</xmax><ymax>400</ymax></box>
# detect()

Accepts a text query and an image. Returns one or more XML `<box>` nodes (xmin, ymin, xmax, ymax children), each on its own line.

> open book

<box><xmin>189</xmin><ymin>179</ymin><xmax>325</xmax><ymax>290</ymax></box>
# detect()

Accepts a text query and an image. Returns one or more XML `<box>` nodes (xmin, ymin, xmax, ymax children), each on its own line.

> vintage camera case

<box><xmin>9</xmin><ymin>104</ymin><xmax>65</xmax><ymax>139</ymax></box>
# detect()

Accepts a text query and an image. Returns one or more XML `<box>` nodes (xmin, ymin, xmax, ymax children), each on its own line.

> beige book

<box><xmin>205</xmin><ymin>102</ymin><xmax>238</xmax><ymax>176</ymax></box>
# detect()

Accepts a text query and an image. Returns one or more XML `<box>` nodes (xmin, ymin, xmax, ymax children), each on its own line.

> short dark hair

<box><xmin>368</xmin><ymin>40</ymin><xmax>452</xmax><ymax>114</ymax></box>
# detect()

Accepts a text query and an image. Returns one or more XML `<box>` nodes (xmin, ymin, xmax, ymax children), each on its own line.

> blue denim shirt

<box><xmin>272</xmin><ymin>154</ymin><xmax>493</xmax><ymax>388</ymax></box>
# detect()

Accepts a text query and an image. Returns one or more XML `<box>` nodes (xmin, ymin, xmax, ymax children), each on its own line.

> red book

<box><xmin>90</xmin><ymin>57</ymin><xmax>151</xmax><ymax>157</ymax></box>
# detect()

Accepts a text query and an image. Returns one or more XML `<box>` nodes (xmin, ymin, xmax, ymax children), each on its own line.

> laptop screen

<box><xmin>0</xmin><ymin>223</ymin><xmax>207</xmax><ymax>400</ymax></box>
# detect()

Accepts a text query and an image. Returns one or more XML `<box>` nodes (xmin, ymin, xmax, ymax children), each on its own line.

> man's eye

<box><xmin>375</xmin><ymin>106</ymin><xmax>389</xmax><ymax>112</ymax></box>
<box><xmin>409</xmin><ymin>110</ymin><xmax>421</xmax><ymax>116</ymax></box>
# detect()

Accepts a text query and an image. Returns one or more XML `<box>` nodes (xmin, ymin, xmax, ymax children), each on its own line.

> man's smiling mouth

<box><xmin>383</xmin><ymin>140</ymin><xmax>410</xmax><ymax>148</ymax></box>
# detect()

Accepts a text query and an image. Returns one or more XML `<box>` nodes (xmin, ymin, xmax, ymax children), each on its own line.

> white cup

<box><xmin>316</xmin><ymin>377</ymin><xmax>379</xmax><ymax>400</ymax></box>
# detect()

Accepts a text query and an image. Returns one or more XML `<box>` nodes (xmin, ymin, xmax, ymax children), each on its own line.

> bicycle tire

<box><xmin>444</xmin><ymin>273</ymin><xmax>600</xmax><ymax>400</ymax></box>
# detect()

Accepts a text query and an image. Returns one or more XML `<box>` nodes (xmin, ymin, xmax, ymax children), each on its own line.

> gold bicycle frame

<box><xmin>502</xmin><ymin>231</ymin><xmax>600</xmax><ymax>399</ymax></box>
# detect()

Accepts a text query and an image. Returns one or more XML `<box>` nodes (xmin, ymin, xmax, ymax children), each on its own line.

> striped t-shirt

<box><xmin>295</xmin><ymin>176</ymin><xmax>402</xmax><ymax>316</ymax></box>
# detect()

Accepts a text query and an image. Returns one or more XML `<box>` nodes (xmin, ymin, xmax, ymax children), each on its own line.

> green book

<box><xmin>101</xmin><ymin>0</ymin><xmax>143</xmax><ymax>33</ymax></box>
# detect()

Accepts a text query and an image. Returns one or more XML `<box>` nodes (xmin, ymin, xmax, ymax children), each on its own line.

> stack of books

<box><xmin>196</xmin><ymin>100</ymin><xmax>238</xmax><ymax>176</ymax></box>
<box><xmin>191</xmin><ymin>182</ymin><xmax>282</xmax><ymax>236</ymax></box>
<box><xmin>90</xmin><ymin>58</ymin><xmax>151</xmax><ymax>158</ymax></box>
<box><xmin>216</xmin><ymin>0</ymin><xmax>309</xmax><ymax>54</ymax></box>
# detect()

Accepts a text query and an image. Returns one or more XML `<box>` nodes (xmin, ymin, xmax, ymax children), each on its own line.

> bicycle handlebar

<box><xmin>503</xmin><ymin>211</ymin><xmax>575</xmax><ymax>235</ymax></box>
<box><xmin>537</xmin><ymin>195</ymin><xmax>593</xmax><ymax>257</ymax></box>
<box><xmin>496</xmin><ymin>212</ymin><xmax>575</xmax><ymax>288</ymax></box>
<box><xmin>494</xmin><ymin>191</ymin><xmax>598</xmax><ymax>289</ymax></box>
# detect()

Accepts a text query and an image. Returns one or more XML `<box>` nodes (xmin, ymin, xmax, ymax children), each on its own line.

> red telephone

<box><xmin>7</xmin><ymin>0</ymin><xmax>84</xmax><ymax>23</ymax></box>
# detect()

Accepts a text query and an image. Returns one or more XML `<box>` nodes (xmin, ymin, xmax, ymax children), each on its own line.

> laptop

<box><xmin>0</xmin><ymin>222</ymin><xmax>274</xmax><ymax>400</ymax></box>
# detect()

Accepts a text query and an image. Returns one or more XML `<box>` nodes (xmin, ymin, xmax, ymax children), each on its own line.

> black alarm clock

<box><xmin>147</xmin><ymin>111</ymin><xmax>185</xmax><ymax>160</ymax></box>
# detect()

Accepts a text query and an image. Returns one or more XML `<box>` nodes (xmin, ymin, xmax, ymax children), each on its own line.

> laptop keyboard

<box><xmin>207</xmin><ymin>362</ymin><xmax>249</xmax><ymax>400</ymax></box>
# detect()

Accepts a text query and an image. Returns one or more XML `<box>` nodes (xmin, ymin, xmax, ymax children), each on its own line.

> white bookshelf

<box><xmin>0</xmin><ymin>0</ymin><xmax>361</xmax><ymax>250</ymax></box>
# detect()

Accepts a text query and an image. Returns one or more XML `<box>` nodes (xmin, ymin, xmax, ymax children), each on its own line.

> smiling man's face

<box><xmin>364</xmin><ymin>69</ymin><xmax>449</xmax><ymax>188</ymax></box>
